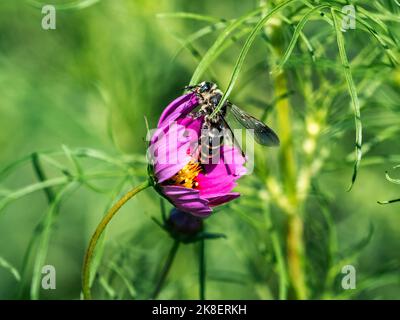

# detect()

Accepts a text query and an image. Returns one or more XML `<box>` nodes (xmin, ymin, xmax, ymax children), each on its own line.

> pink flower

<box><xmin>148</xmin><ymin>93</ymin><xmax>246</xmax><ymax>217</ymax></box>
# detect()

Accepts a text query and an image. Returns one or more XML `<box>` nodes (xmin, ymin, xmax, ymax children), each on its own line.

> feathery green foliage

<box><xmin>0</xmin><ymin>0</ymin><xmax>399</xmax><ymax>300</ymax></box>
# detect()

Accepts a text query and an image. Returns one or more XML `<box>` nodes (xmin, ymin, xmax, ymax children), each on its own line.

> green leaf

<box><xmin>341</xmin><ymin>222</ymin><xmax>374</xmax><ymax>259</ymax></box>
<box><xmin>274</xmin><ymin>4</ymin><xmax>330</xmax><ymax>73</ymax></box>
<box><xmin>26</xmin><ymin>0</ymin><xmax>101</xmax><ymax>11</ymax></box>
<box><xmin>189</xmin><ymin>2</ymin><xmax>281</xmax><ymax>85</ymax></box>
<box><xmin>212</xmin><ymin>0</ymin><xmax>298</xmax><ymax>116</ymax></box>
<box><xmin>0</xmin><ymin>256</ymin><xmax>21</xmax><ymax>282</ymax></box>
<box><xmin>156</xmin><ymin>12</ymin><xmax>222</xmax><ymax>23</ymax></box>
<box><xmin>331</xmin><ymin>8</ymin><xmax>363</xmax><ymax>191</ymax></box>
<box><xmin>30</xmin><ymin>182</ymin><xmax>79</xmax><ymax>300</ymax></box>
<box><xmin>0</xmin><ymin>177</ymin><xmax>70</xmax><ymax>215</ymax></box>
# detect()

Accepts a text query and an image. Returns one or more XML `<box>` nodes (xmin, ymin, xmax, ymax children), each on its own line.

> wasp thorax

<box><xmin>209</xmin><ymin>92</ymin><xmax>222</xmax><ymax>106</ymax></box>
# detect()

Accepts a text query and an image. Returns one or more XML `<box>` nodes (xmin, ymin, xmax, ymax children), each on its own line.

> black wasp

<box><xmin>185</xmin><ymin>81</ymin><xmax>280</xmax><ymax>164</ymax></box>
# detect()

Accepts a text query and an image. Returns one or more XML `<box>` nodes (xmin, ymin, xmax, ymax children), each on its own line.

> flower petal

<box><xmin>161</xmin><ymin>185</ymin><xmax>212</xmax><ymax>217</ymax></box>
<box><xmin>150</xmin><ymin>122</ymin><xmax>192</xmax><ymax>183</ymax></box>
<box><xmin>150</xmin><ymin>115</ymin><xmax>202</xmax><ymax>183</ymax></box>
<box><xmin>177</xmin><ymin>115</ymin><xmax>203</xmax><ymax>158</ymax></box>
<box><xmin>158</xmin><ymin>93</ymin><xmax>198</xmax><ymax>127</ymax></box>
<box><xmin>197</xmin><ymin>145</ymin><xmax>246</xmax><ymax>198</ymax></box>
<box><xmin>206</xmin><ymin>193</ymin><xmax>240</xmax><ymax>206</ymax></box>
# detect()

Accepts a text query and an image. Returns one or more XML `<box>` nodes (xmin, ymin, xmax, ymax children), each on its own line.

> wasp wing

<box><xmin>221</xmin><ymin>117</ymin><xmax>245</xmax><ymax>158</ymax></box>
<box><xmin>229</xmin><ymin>104</ymin><xmax>280</xmax><ymax>147</ymax></box>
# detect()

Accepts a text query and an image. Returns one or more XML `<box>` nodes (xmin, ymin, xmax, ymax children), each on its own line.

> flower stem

<box><xmin>82</xmin><ymin>179</ymin><xmax>152</xmax><ymax>300</ymax></box>
<box><xmin>151</xmin><ymin>240</ymin><xmax>180</xmax><ymax>299</ymax></box>
<box><xmin>287</xmin><ymin>214</ymin><xmax>307</xmax><ymax>299</ymax></box>
<box><xmin>199</xmin><ymin>238</ymin><xmax>206</xmax><ymax>300</ymax></box>
<box><xmin>268</xmin><ymin>9</ymin><xmax>308</xmax><ymax>298</ymax></box>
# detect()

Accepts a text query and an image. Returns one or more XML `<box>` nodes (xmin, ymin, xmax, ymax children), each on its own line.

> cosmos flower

<box><xmin>148</xmin><ymin>93</ymin><xmax>246</xmax><ymax>217</ymax></box>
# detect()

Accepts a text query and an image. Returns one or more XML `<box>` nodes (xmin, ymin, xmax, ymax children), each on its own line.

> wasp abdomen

<box><xmin>200</xmin><ymin>121</ymin><xmax>223</xmax><ymax>164</ymax></box>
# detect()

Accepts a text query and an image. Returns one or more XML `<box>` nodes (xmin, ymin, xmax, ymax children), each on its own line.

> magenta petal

<box><xmin>207</xmin><ymin>193</ymin><xmax>240</xmax><ymax>206</ymax></box>
<box><xmin>161</xmin><ymin>185</ymin><xmax>212</xmax><ymax>217</ymax></box>
<box><xmin>150</xmin><ymin>114</ymin><xmax>203</xmax><ymax>183</ymax></box>
<box><xmin>177</xmin><ymin>115</ymin><xmax>203</xmax><ymax>134</ymax></box>
<box><xmin>158</xmin><ymin>93</ymin><xmax>198</xmax><ymax>127</ymax></box>
<box><xmin>197</xmin><ymin>145</ymin><xmax>246</xmax><ymax>198</ymax></box>
<box><xmin>177</xmin><ymin>116</ymin><xmax>203</xmax><ymax>158</ymax></box>
<box><xmin>150</xmin><ymin>122</ymin><xmax>193</xmax><ymax>183</ymax></box>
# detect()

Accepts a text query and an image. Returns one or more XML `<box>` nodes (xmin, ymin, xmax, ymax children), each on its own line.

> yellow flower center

<box><xmin>168</xmin><ymin>161</ymin><xmax>202</xmax><ymax>189</ymax></box>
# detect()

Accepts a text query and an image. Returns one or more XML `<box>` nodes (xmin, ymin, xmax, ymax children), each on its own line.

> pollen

<box><xmin>168</xmin><ymin>161</ymin><xmax>202</xmax><ymax>189</ymax></box>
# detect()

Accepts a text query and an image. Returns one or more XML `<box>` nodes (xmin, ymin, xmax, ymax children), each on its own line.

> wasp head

<box><xmin>199</xmin><ymin>81</ymin><xmax>215</xmax><ymax>93</ymax></box>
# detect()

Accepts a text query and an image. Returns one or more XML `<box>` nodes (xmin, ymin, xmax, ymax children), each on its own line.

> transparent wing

<box><xmin>229</xmin><ymin>104</ymin><xmax>280</xmax><ymax>147</ymax></box>
<box><xmin>221</xmin><ymin>117</ymin><xmax>245</xmax><ymax>158</ymax></box>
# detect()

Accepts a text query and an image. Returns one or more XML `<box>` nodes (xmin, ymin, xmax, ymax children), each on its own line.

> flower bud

<box><xmin>166</xmin><ymin>208</ymin><xmax>203</xmax><ymax>238</ymax></box>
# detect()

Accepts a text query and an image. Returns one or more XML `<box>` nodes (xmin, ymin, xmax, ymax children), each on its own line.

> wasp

<box><xmin>185</xmin><ymin>81</ymin><xmax>280</xmax><ymax>164</ymax></box>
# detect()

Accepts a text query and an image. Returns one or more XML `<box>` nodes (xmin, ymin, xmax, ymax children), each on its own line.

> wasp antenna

<box><xmin>183</xmin><ymin>85</ymin><xmax>196</xmax><ymax>91</ymax></box>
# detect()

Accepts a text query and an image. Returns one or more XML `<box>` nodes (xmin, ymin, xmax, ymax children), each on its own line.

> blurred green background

<box><xmin>0</xmin><ymin>0</ymin><xmax>399</xmax><ymax>300</ymax></box>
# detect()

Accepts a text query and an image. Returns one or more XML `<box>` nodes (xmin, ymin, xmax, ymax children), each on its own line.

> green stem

<box><xmin>211</xmin><ymin>0</ymin><xmax>296</xmax><ymax>117</ymax></box>
<box><xmin>31</xmin><ymin>152</ymin><xmax>56</xmax><ymax>203</ymax></box>
<box><xmin>276</xmin><ymin>69</ymin><xmax>308</xmax><ymax>300</ymax></box>
<box><xmin>287</xmin><ymin>214</ymin><xmax>307</xmax><ymax>299</ymax></box>
<box><xmin>268</xmin><ymin>5</ymin><xmax>307</xmax><ymax>298</ymax></box>
<box><xmin>264</xmin><ymin>204</ymin><xmax>289</xmax><ymax>300</ymax></box>
<box><xmin>271</xmin><ymin>231</ymin><xmax>289</xmax><ymax>300</ymax></box>
<box><xmin>276</xmin><ymin>72</ymin><xmax>307</xmax><ymax>300</ymax></box>
<box><xmin>160</xmin><ymin>198</ymin><xmax>167</xmax><ymax>223</ymax></box>
<box><xmin>82</xmin><ymin>179</ymin><xmax>152</xmax><ymax>299</ymax></box>
<box><xmin>151</xmin><ymin>240</ymin><xmax>180</xmax><ymax>299</ymax></box>
<box><xmin>199</xmin><ymin>238</ymin><xmax>206</xmax><ymax>300</ymax></box>
<box><xmin>17</xmin><ymin>153</ymin><xmax>57</xmax><ymax>298</ymax></box>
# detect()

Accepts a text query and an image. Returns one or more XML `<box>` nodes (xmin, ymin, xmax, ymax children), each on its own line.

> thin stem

<box><xmin>275</xmin><ymin>70</ymin><xmax>307</xmax><ymax>299</ymax></box>
<box><xmin>378</xmin><ymin>198</ymin><xmax>400</xmax><ymax>204</ymax></box>
<box><xmin>17</xmin><ymin>153</ymin><xmax>57</xmax><ymax>298</ymax></box>
<box><xmin>31</xmin><ymin>183</ymin><xmax>78</xmax><ymax>300</ymax></box>
<box><xmin>199</xmin><ymin>238</ymin><xmax>206</xmax><ymax>300</ymax></box>
<box><xmin>264</xmin><ymin>204</ymin><xmax>289</xmax><ymax>300</ymax></box>
<box><xmin>31</xmin><ymin>152</ymin><xmax>56</xmax><ymax>203</ymax></box>
<box><xmin>287</xmin><ymin>214</ymin><xmax>307</xmax><ymax>299</ymax></box>
<box><xmin>271</xmin><ymin>231</ymin><xmax>289</xmax><ymax>300</ymax></box>
<box><xmin>82</xmin><ymin>179</ymin><xmax>152</xmax><ymax>299</ymax></box>
<box><xmin>274</xmin><ymin>52</ymin><xmax>308</xmax><ymax>300</ymax></box>
<box><xmin>160</xmin><ymin>198</ymin><xmax>167</xmax><ymax>223</ymax></box>
<box><xmin>267</xmin><ymin>1</ymin><xmax>308</xmax><ymax>298</ymax></box>
<box><xmin>151</xmin><ymin>240</ymin><xmax>180</xmax><ymax>299</ymax></box>
<box><xmin>211</xmin><ymin>0</ymin><xmax>296</xmax><ymax>117</ymax></box>
<box><xmin>331</xmin><ymin>8</ymin><xmax>362</xmax><ymax>190</ymax></box>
